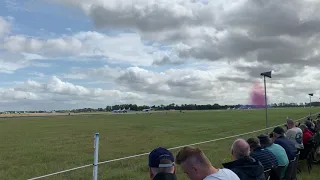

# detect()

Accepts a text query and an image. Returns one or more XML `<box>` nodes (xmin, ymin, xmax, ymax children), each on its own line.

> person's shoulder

<box><xmin>262</xmin><ymin>148</ymin><xmax>273</xmax><ymax>154</ymax></box>
<box><xmin>272</xmin><ymin>143</ymin><xmax>285</xmax><ymax>150</ymax></box>
<box><xmin>220</xmin><ymin>168</ymin><xmax>235</xmax><ymax>173</ymax></box>
<box><xmin>219</xmin><ymin>169</ymin><xmax>240</xmax><ymax>179</ymax></box>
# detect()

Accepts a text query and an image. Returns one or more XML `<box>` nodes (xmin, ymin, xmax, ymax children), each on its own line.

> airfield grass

<box><xmin>1</xmin><ymin>108</ymin><xmax>320</xmax><ymax>180</ymax></box>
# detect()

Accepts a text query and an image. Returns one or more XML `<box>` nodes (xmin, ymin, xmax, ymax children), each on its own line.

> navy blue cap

<box><xmin>273</xmin><ymin>126</ymin><xmax>285</xmax><ymax>135</ymax></box>
<box><xmin>149</xmin><ymin>147</ymin><xmax>174</xmax><ymax>168</ymax></box>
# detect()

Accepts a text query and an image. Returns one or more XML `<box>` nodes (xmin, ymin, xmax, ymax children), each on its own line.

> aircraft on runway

<box><xmin>142</xmin><ymin>107</ymin><xmax>152</xmax><ymax>112</ymax></box>
<box><xmin>112</xmin><ymin>107</ymin><xmax>130</xmax><ymax>113</ymax></box>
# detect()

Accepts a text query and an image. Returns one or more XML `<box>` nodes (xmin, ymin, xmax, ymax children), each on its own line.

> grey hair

<box><xmin>299</xmin><ymin>124</ymin><xmax>307</xmax><ymax>132</ymax></box>
<box><xmin>231</xmin><ymin>139</ymin><xmax>250</xmax><ymax>159</ymax></box>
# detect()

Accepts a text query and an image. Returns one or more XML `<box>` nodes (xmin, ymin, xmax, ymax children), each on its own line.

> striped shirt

<box><xmin>250</xmin><ymin>147</ymin><xmax>278</xmax><ymax>170</ymax></box>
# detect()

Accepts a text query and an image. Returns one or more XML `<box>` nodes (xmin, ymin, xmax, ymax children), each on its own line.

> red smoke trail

<box><xmin>249</xmin><ymin>82</ymin><xmax>266</xmax><ymax>107</ymax></box>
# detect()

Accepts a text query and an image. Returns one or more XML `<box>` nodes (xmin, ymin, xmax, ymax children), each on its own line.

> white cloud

<box><xmin>0</xmin><ymin>88</ymin><xmax>38</xmax><ymax>102</ymax></box>
<box><xmin>53</xmin><ymin>0</ymin><xmax>320</xmax><ymax>67</ymax></box>
<box><xmin>62</xmin><ymin>65</ymin><xmax>121</xmax><ymax>80</ymax></box>
<box><xmin>0</xmin><ymin>31</ymin><xmax>163</xmax><ymax>66</ymax></box>
<box><xmin>60</xmin><ymin>63</ymin><xmax>320</xmax><ymax>106</ymax></box>
<box><xmin>1</xmin><ymin>1</ymin><xmax>320</xmax><ymax>110</ymax></box>
<box><xmin>0</xmin><ymin>16</ymin><xmax>11</xmax><ymax>38</ymax></box>
<box><xmin>4</xmin><ymin>76</ymin><xmax>143</xmax><ymax>110</ymax></box>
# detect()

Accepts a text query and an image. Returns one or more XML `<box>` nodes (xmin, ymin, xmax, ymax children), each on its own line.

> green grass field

<box><xmin>1</xmin><ymin>108</ymin><xmax>320</xmax><ymax>180</ymax></box>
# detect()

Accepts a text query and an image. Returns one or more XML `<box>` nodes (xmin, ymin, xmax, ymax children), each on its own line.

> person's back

<box><xmin>265</xmin><ymin>143</ymin><xmax>289</xmax><ymax>166</ymax></box>
<box><xmin>286</xmin><ymin>120</ymin><xmax>304</xmax><ymax>149</ymax></box>
<box><xmin>222</xmin><ymin>139</ymin><xmax>265</xmax><ymax>180</ymax></box>
<box><xmin>250</xmin><ymin>147</ymin><xmax>278</xmax><ymax>170</ymax></box>
<box><xmin>258</xmin><ymin>134</ymin><xmax>289</xmax><ymax>180</ymax></box>
<box><xmin>300</xmin><ymin>124</ymin><xmax>314</xmax><ymax>145</ymax></box>
<box><xmin>313</xmin><ymin>131</ymin><xmax>320</xmax><ymax>146</ymax></box>
<box><xmin>223</xmin><ymin>156</ymin><xmax>265</xmax><ymax>180</ymax></box>
<box><xmin>153</xmin><ymin>173</ymin><xmax>177</xmax><ymax>180</ymax></box>
<box><xmin>274</xmin><ymin>136</ymin><xmax>297</xmax><ymax>160</ymax></box>
<box><xmin>247</xmin><ymin>137</ymin><xmax>278</xmax><ymax>171</ymax></box>
<box><xmin>203</xmin><ymin>168</ymin><xmax>240</xmax><ymax>180</ymax></box>
<box><xmin>265</xmin><ymin>143</ymin><xmax>289</xmax><ymax>180</ymax></box>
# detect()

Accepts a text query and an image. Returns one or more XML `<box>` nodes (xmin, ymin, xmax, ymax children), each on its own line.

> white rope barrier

<box><xmin>26</xmin><ymin>112</ymin><xmax>317</xmax><ymax>180</ymax></box>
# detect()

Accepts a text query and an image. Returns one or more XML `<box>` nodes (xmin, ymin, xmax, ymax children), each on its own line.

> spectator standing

<box><xmin>222</xmin><ymin>139</ymin><xmax>265</xmax><ymax>180</ymax></box>
<box><xmin>285</xmin><ymin>119</ymin><xmax>304</xmax><ymax>149</ymax></box>
<box><xmin>175</xmin><ymin>146</ymin><xmax>240</xmax><ymax>180</ymax></box>
<box><xmin>148</xmin><ymin>147</ymin><xmax>177</xmax><ymax>180</ymax></box>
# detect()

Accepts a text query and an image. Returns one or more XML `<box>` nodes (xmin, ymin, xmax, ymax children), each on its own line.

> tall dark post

<box><xmin>308</xmin><ymin>93</ymin><xmax>313</xmax><ymax>116</ymax></box>
<box><xmin>261</xmin><ymin>71</ymin><xmax>272</xmax><ymax>134</ymax></box>
<box><xmin>264</xmin><ymin>76</ymin><xmax>268</xmax><ymax>133</ymax></box>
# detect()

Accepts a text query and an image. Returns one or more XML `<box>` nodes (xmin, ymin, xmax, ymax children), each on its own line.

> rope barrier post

<box><xmin>93</xmin><ymin>133</ymin><xmax>99</xmax><ymax>180</ymax></box>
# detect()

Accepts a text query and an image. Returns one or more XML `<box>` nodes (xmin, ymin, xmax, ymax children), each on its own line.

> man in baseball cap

<box><xmin>272</xmin><ymin>126</ymin><xmax>297</xmax><ymax>161</ymax></box>
<box><xmin>148</xmin><ymin>147</ymin><xmax>177</xmax><ymax>180</ymax></box>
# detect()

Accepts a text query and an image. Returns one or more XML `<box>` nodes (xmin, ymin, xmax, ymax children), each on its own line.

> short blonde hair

<box><xmin>175</xmin><ymin>146</ymin><xmax>211</xmax><ymax>166</ymax></box>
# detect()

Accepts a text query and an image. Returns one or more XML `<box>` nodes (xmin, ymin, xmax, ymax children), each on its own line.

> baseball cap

<box><xmin>273</xmin><ymin>126</ymin><xmax>285</xmax><ymax>135</ymax></box>
<box><xmin>149</xmin><ymin>147</ymin><xmax>175</xmax><ymax>168</ymax></box>
<box><xmin>257</xmin><ymin>134</ymin><xmax>272</xmax><ymax>147</ymax></box>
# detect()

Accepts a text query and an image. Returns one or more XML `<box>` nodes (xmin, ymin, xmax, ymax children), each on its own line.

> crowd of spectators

<box><xmin>148</xmin><ymin>115</ymin><xmax>320</xmax><ymax>180</ymax></box>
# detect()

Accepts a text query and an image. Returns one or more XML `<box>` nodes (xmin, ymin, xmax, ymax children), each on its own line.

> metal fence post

<box><xmin>93</xmin><ymin>133</ymin><xmax>99</xmax><ymax>180</ymax></box>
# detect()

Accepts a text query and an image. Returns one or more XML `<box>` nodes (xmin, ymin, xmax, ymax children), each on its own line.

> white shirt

<box><xmin>286</xmin><ymin>127</ymin><xmax>304</xmax><ymax>149</ymax></box>
<box><xmin>203</xmin><ymin>168</ymin><xmax>240</xmax><ymax>180</ymax></box>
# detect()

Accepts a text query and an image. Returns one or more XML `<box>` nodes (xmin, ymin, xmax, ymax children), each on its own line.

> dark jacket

<box><xmin>274</xmin><ymin>136</ymin><xmax>297</xmax><ymax>160</ymax></box>
<box><xmin>222</xmin><ymin>156</ymin><xmax>266</xmax><ymax>180</ymax></box>
<box><xmin>153</xmin><ymin>173</ymin><xmax>177</xmax><ymax>180</ymax></box>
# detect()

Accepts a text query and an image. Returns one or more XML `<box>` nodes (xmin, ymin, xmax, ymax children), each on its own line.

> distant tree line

<box><xmin>67</xmin><ymin>101</ymin><xmax>320</xmax><ymax>113</ymax></box>
<box><xmin>106</xmin><ymin>103</ymin><xmax>227</xmax><ymax>111</ymax></box>
<box><xmin>271</xmin><ymin>102</ymin><xmax>320</xmax><ymax>108</ymax></box>
<box><xmin>2</xmin><ymin>101</ymin><xmax>319</xmax><ymax>113</ymax></box>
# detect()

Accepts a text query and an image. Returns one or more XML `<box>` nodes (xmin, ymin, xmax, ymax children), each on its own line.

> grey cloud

<box><xmin>221</xmin><ymin>0</ymin><xmax>320</xmax><ymax>37</ymax></box>
<box><xmin>217</xmin><ymin>76</ymin><xmax>255</xmax><ymax>84</ymax></box>
<box><xmin>52</xmin><ymin>0</ymin><xmax>320</xmax><ymax>97</ymax></box>
<box><xmin>152</xmin><ymin>55</ymin><xmax>184</xmax><ymax>66</ymax></box>
<box><xmin>177</xmin><ymin>30</ymin><xmax>320</xmax><ymax>66</ymax></box>
<box><xmin>233</xmin><ymin>63</ymin><xmax>304</xmax><ymax>80</ymax></box>
<box><xmin>116</xmin><ymin>67</ymin><xmax>221</xmax><ymax>100</ymax></box>
<box><xmin>53</xmin><ymin>0</ymin><xmax>320</xmax><ymax>67</ymax></box>
<box><xmin>87</xmin><ymin>1</ymin><xmax>215</xmax><ymax>32</ymax></box>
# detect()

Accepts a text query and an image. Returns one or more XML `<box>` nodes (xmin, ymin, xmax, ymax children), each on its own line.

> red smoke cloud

<box><xmin>249</xmin><ymin>82</ymin><xmax>267</xmax><ymax>106</ymax></box>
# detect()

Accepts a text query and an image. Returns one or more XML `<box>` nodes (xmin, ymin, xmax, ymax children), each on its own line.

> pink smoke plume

<box><xmin>249</xmin><ymin>82</ymin><xmax>267</xmax><ymax>106</ymax></box>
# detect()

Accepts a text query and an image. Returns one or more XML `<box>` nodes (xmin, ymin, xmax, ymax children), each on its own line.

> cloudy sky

<box><xmin>0</xmin><ymin>0</ymin><xmax>320</xmax><ymax>111</ymax></box>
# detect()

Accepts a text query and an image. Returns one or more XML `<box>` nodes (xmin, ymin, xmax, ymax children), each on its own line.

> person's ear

<box><xmin>231</xmin><ymin>150</ymin><xmax>235</xmax><ymax>159</ymax></box>
<box><xmin>192</xmin><ymin>166</ymin><xmax>198</xmax><ymax>173</ymax></box>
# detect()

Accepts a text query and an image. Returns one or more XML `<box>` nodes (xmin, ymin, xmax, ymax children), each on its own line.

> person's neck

<box><xmin>202</xmin><ymin>166</ymin><xmax>218</xmax><ymax>179</ymax></box>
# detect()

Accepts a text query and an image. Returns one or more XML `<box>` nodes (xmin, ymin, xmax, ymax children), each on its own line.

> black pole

<box><xmin>264</xmin><ymin>76</ymin><xmax>268</xmax><ymax>133</ymax></box>
<box><xmin>310</xmin><ymin>95</ymin><xmax>312</xmax><ymax>116</ymax></box>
